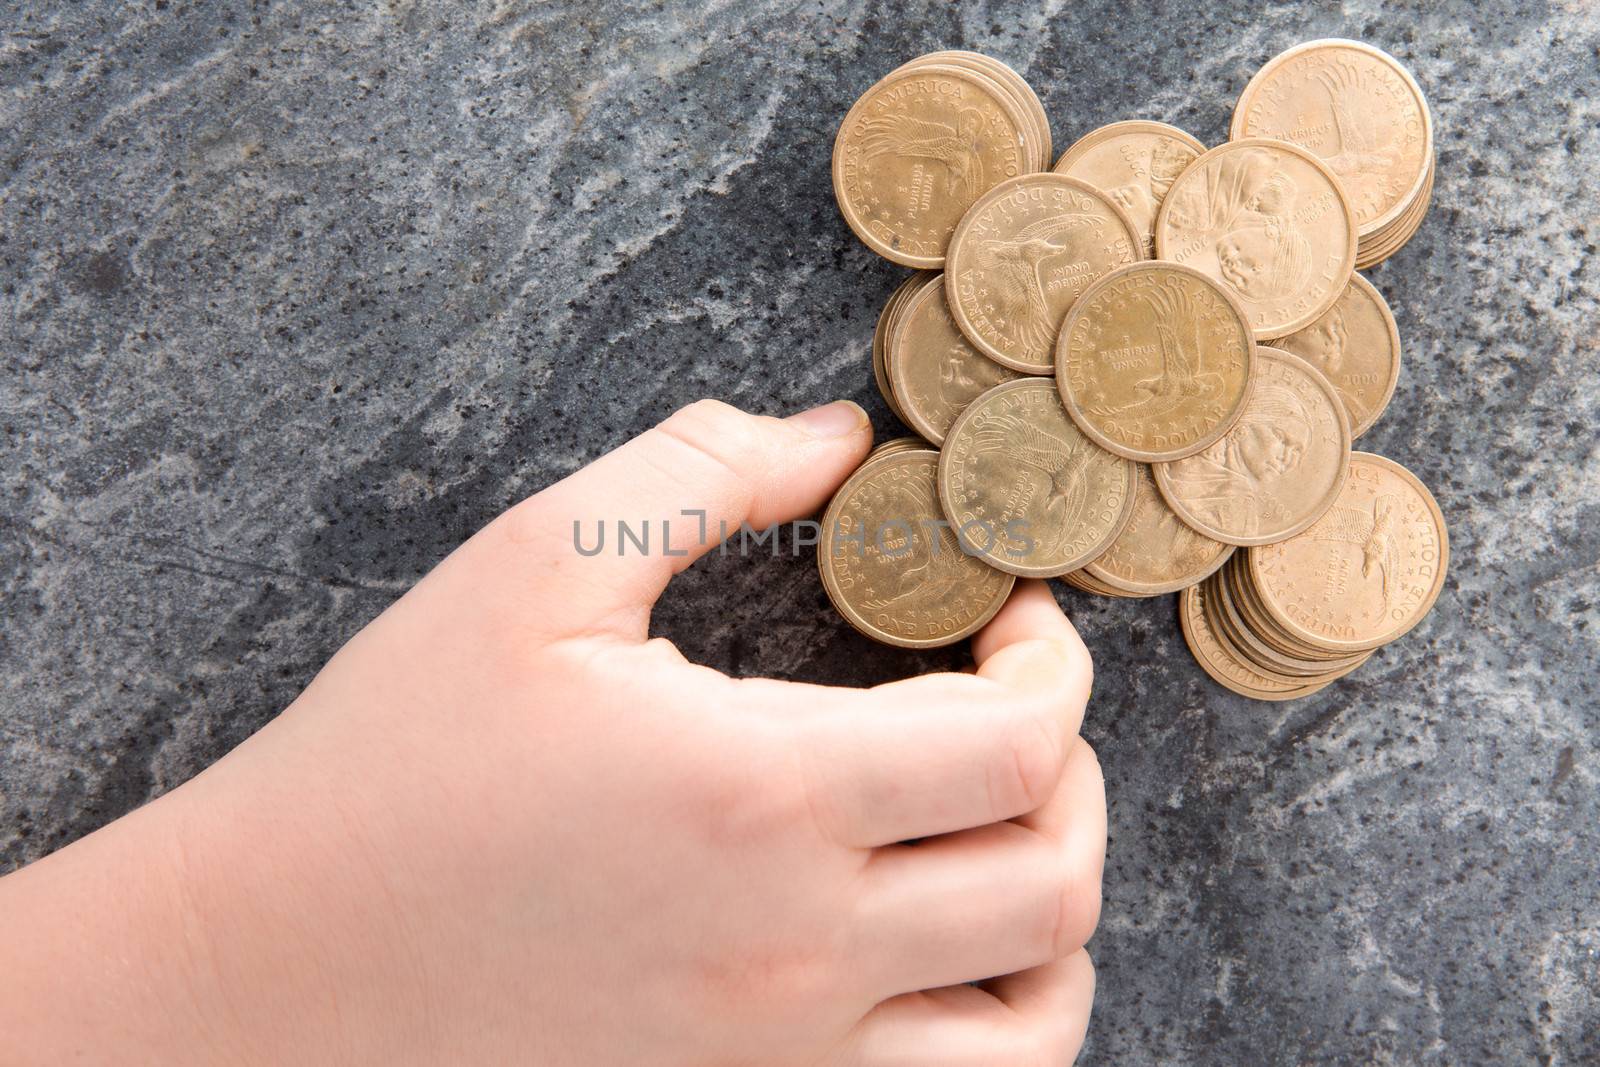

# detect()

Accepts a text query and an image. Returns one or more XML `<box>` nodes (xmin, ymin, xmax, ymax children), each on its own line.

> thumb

<box><xmin>471</xmin><ymin>398</ymin><xmax>872</xmax><ymax>639</ymax></box>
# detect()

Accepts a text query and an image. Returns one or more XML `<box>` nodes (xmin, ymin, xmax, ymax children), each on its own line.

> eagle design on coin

<box><xmin>859</xmin><ymin>109</ymin><xmax>988</xmax><ymax>198</ymax></box>
<box><xmin>1315</xmin><ymin>493</ymin><xmax>1400</xmax><ymax>601</ymax></box>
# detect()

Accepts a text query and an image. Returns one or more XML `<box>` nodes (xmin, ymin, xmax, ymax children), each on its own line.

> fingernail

<box><xmin>787</xmin><ymin>399</ymin><xmax>869</xmax><ymax>439</ymax></box>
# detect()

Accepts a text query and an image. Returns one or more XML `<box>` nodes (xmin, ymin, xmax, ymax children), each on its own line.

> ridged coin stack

<box><xmin>822</xmin><ymin>41</ymin><xmax>1447</xmax><ymax>701</ymax></box>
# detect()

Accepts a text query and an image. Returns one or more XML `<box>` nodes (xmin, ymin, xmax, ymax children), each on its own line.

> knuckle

<box><xmin>660</xmin><ymin>399</ymin><xmax>760</xmax><ymax>459</ymax></box>
<box><xmin>998</xmin><ymin>708</ymin><xmax>1063</xmax><ymax>817</ymax></box>
<box><xmin>693</xmin><ymin>939</ymin><xmax>837</xmax><ymax>1015</ymax></box>
<box><xmin>664</xmin><ymin>397</ymin><xmax>742</xmax><ymax>437</ymax></box>
<box><xmin>691</xmin><ymin>718</ymin><xmax>814</xmax><ymax>849</ymax></box>
<box><xmin>651</xmin><ymin>400</ymin><xmax>770</xmax><ymax>502</ymax></box>
<box><xmin>1052</xmin><ymin>855</ymin><xmax>1104</xmax><ymax>958</ymax></box>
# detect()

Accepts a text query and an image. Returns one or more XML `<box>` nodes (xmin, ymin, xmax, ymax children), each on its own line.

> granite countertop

<box><xmin>2</xmin><ymin>2</ymin><xmax>1596</xmax><ymax>1062</ymax></box>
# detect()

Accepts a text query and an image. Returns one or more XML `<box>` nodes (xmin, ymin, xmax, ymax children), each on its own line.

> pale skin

<box><xmin>0</xmin><ymin>398</ymin><xmax>1104</xmax><ymax>1065</ymax></box>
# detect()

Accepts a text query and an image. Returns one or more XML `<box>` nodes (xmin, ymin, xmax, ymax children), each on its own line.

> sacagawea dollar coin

<box><xmin>1053</xmin><ymin>120</ymin><xmax>1205</xmax><ymax>257</ymax></box>
<box><xmin>1231</xmin><ymin>39</ymin><xmax>1433</xmax><ymax>241</ymax></box>
<box><xmin>820</xmin><ymin>448</ymin><xmax>1015</xmax><ymax>648</ymax></box>
<box><xmin>938</xmin><ymin>378</ymin><xmax>1137</xmax><ymax>578</ymax></box>
<box><xmin>1154</xmin><ymin>138</ymin><xmax>1357</xmax><ymax>340</ymax></box>
<box><xmin>1248</xmin><ymin>451</ymin><xmax>1448</xmax><ymax>654</ymax></box>
<box><xmin>1154</xmin><ymin>348</ymin><xmax>1351</xmax><ymax>546</ymax></box>
<box><xmin>1057</xmin><ymin>261</ymin><xmax>1256</xmax><ymax>463</ymax></box>
<box><xmin>834</xmin><ymin>64</ymin><xmax>1033</xmax><ymax>268</ymax></box>
<box><xmin>946</xmin><ymin>172</ymin><xmax>1141</xmax><ymax>373</ymax></box>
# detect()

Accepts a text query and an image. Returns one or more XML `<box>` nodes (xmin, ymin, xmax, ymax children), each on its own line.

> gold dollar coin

<box><xmin>1267</xmin><ymin>272</ymin><xmax>1401</xmax><ymax>438</ymax></box>
<box><xmin>1249</xmin><ymin>451</ymin><xmax>1448</xmax><ymax>654</ymax></box>
<box><xmin>833</xmin><ymin>64</ymin><xmax>1032</xmax><ymax>268</ymax></box>
<box><xmin>1056</xmin><ymin>261</ymin><xmax>1256</xmax><ymax>462</ymax></box>
<box><xmin>1231</xmin><ymin>39</ymin><xmax>1433</xmax><ymax>241</ymax></box>
<box><xmin>1154</xmin><ymin>138</ymin><xmax>1357</xmax><ymax>340</ymax></box>
<box><xmin>938</xmin><ymin>378</ymin><xmax>1137</xmax><ymax>578</ymax></box>
<box><xmin>819</xmin><ymin>448</ymin><xmax>1015</xmax><ymax>648</ymax></box>
<box><xmin>1052</xmin><ymin>120</ymin><xmax>1205</xmax><ymax>257</ymax></box>
<box><xmin>885</xmin><ymin>273</ymin><xmax>1028</xmax><ymax>445</ymax></box>
<box><xmin>945</xmin><ymin>173</ymin><xmax>1142</xmax><ymax>373</ymax></box>
<box><xmin>1154</xmin><ymin>348</ymin><xmax>1351</xmax><ymax>546</ymax></box>
<box><xmin>1082</xmin><ymin>464</ymin><xmax>1235</xmax><ymax>596</ymax></box>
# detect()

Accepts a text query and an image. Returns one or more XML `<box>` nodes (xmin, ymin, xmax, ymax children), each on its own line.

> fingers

<box><xmin>983</xmin><ymin>950</ymin><xmax>1097</xmax><ymax>1062</ymax></box>
<box><xmin>796</xmin><ymin>582</ymin><xmax>1093</xmax><ymax>847</ymax></box>
<box><xmin>851</xmin><ymin>739</ymin><xmax>1105</xmax><ymax>995</ymax></box>
<box><xmin>837</xmin><ymin>951</ymin><xmax>1095</xmax><ymax>1066</ymax></box>
<box><xmin>972</xmin><ymin>580</ymin><xmax>1092</xmax><ymax>699</ymax></box>
<box><xmin>474</xmin><ymin>398</ymin><xmax>872</xmax><ymax>638</ymax></box>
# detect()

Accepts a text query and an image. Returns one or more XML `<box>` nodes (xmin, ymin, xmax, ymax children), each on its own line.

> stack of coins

<box><xmin>873</xmin><ymin>272</ymin><xmax>1024</xmax><ymax>444</ymax></box>
<box><xmin>832</xmin><ymin>52</ymin><xmax>1050</xmax><ymax>267</ymax></box>
<box><xmin>819</xmin><ymin>440</ymin><xmax>1015</xmax><ymax>648</ymax></box>
<box><xmin>1230</xmin><ymin>39</ymin><xmax>1435</xmax><ymax>269</ymax></box>
<box><xmin>1180</xmin><ymin>453</ymin><xmax>1449</xmax><ymax>699</ymax></box>
<box><xmin>822</xmin><ymin>42</ymin><xmax>1446</xmax><ymax>701</ymax></box>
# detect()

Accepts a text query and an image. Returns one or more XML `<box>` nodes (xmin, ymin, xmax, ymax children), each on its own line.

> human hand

<box><xmin>0</xmin><ymin>399</ymin><xmax>1104</xmax><ymax>1065</ymax></box>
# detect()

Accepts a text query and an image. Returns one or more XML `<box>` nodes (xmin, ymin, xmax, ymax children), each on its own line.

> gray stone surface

<box><xmin>2</xmin><ymin>1</ymin><xmax>1596</xmax><ymax>1062</ymax></box>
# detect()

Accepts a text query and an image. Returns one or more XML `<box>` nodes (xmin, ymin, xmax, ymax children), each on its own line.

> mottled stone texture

<box><xmin>1</xmin><ymin>1</ymin><xmax>1596</xmax><ymax>1062</ymax></box>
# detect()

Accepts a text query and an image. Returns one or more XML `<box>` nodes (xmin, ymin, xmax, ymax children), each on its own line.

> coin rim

<box><xmin>1055</xmin><ymin>260</ymin><xmax>1258</xmax><ymax>462</ymax></box>
<box><xmin>1212</xmin><ymin>564</ymin><xmax>1370</xmax><ymax>675</ymax></box>
<box><xmin>1355</xmin><ymin>154</ymin><xmax>1435</xmax><ymax>267</ymax></box>
<box><xmin>1229</xmin><ymin>38</ymin><xmax>1434</xmax><ymax>239</ymax></box>
<box><xmin>872</xmin><ymin>272</ymin><xmax>932</xmax><ymax>423</ymax></box>
<box><xmin>1152</xmin><ymin>137</ymin><xmax>1360</xmax><ymax>340</ymax></box>
<box><xmin>886</xmin><ymin>271</ymin><xmax>1025</xmax><ymax>446</ymax></box>
<box><xmin>944</xmin><ymin>172</ymin><xmax>1144</xmax><ymax>373</ymax></box>
<box><xmin>1179</xmin><ymin>584</ymin><xmax>1335</xmax><ymax>700</ymax></box>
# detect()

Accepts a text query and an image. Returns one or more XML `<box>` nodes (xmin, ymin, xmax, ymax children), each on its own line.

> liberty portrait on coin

<box><xmin>1276</xmin><ymin>299</ymin><xmax>1348</xmax><ymax>375</ymax></box>
<box><xmin>1161</xmin><ymin>378</ymin><xmax>1312</xmax><ymax>534</ymax></box>
<box><xmin>1166</xmin><ymin>148</ymin><xmax>1313</xmax><ymax>300</ymax></box>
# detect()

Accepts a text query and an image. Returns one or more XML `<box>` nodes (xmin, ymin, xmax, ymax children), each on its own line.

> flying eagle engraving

<box><xmin>1316</xmin><ymin>60</ymin><xmax>1398</xmax><ymax>180</ymax></box>
<box><xmin>969</xmin><ymin>413</ymin><xmax>1089</xmax><ymax>534</ymax></box>
<box><xmin>858</xmin><ymin>108</ymin><xmax>988</xmax><ymax>198</ymax></box>
<box><xmin>860</xmin><ymin>477</ymin><xmax>975</xmax><ymax>610</ymax></box>
<box><xmin>978</xmin><ymin>212</ymin><xmax>1106</xmax><ymax>353</ymax></box>
<box><xmin>1090</xmin><ymin>282</ymin><xmax>1224</xmax><ymax>422</ymax></box>
<box><xmin>1314</xmin><ymin>493</ymin><xmax>1400</xmax><ymax>601</ymax></box>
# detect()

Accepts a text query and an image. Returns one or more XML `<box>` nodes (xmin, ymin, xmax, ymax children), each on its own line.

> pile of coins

<box><xmin>822</xmin><ymin>39</ymin><xmax>1449</xmax><ymax>700</ymax></box>
<box><xmin>1230</xmin><ymin>40</ymin><xmax>1436</xmax><ymax>270</ymax></box>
